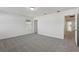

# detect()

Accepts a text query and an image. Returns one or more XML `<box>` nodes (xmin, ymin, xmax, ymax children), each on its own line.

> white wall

<box><xmin>36</xmin><ymin>13</ymin><xmax>64</xmax><ymax>39</ymax></box>
<box><xmin>35</xmin><ymin>8</ymin><xmax>78</xmax><ymax>40</ymax></box>
<box><xmin>0</xmin><ymin>13</ymin><xmax>33</xmax><ymax>39</ymax></box>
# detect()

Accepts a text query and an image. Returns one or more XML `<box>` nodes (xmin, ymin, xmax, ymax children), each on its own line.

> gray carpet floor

<box><xmin>0</xmin><ymin>34</ymin><xmax>65</xmax><ymax>52</ymax></box>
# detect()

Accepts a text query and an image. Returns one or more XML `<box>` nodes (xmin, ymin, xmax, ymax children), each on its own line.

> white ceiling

<box><xmin>0</xmin><ymin>7</ymin><xmax>77</xmax><ymax>18</ymax></box>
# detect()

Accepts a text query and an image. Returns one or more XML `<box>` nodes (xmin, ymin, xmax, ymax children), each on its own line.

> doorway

<box><xmin>34</xmin><ymin>20</ymin><xmax>38</xmax><ymax>34</ymax></box>
<box><xmin>64</xmin><ymin>15</ymin><xmax>75</xmax><ymax>39</ymax></box>
<box><xmin>64</xmin><ymin>15</ymin><xmax>76</xmax><ymax>48</ymax></box>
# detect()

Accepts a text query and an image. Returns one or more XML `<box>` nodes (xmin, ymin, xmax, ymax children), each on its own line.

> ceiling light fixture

<box><xmin>30</xmin><ymin>7</ymin><xmax>35</xmax><ymax>11</ymax></box>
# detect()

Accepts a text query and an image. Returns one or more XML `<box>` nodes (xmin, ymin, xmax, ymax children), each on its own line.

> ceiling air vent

<box><xmin>57</xmin><ymin>10</ymin><xmax>61</xmax><ymax>12</ymax></box>
<box><xmin>26</xmin><ymin>20</ymin><xmax>31</xmax><ymax>22</ymax></box>
<box><xmin>43</xmin><ymin>13</ymin><xmax>47</xmax><ymax>15</ymax></box>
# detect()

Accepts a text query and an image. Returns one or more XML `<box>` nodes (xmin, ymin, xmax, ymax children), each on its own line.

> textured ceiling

<box><xmin>0</xmin><ymin>7</ymin><xmax>77</xmax><ymax>18</ymax></box>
